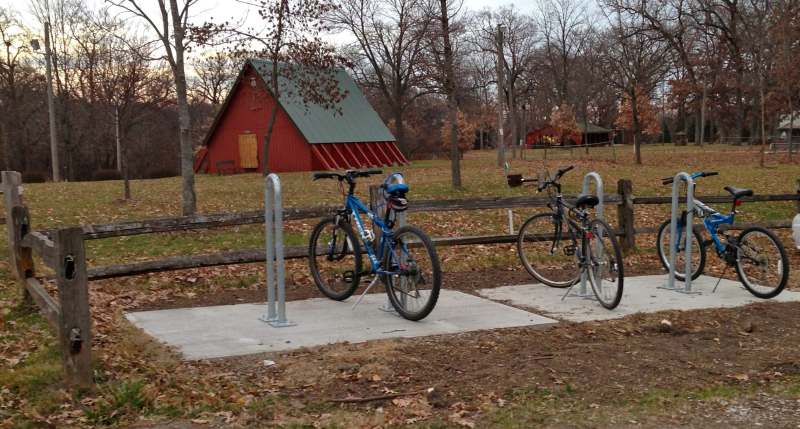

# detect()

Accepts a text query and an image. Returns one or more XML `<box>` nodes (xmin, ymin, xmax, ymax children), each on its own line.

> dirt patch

<box><xmin>189</xmin><ymin>300</ymin><xmax>800</xmax><ymax>427</ymax></box>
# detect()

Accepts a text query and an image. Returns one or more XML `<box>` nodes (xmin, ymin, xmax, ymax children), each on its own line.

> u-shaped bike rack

<box><xmin>664</xmin><ymin>172</ymin><xmax>697</xmax><ymax>293</ymax></box>
<box><xmin>260</xmin><ymin>173</ymin><xmax>296</xmax><ymax>327</ymax></box>
<box><xmin>577</xmin><ymin>172</ymin><xmax>604</xmax><ymax>297</ymax></box>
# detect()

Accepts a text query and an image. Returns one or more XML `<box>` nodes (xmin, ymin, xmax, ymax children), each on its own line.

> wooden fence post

<box><xmin>617</xmin><ymin>179</ymin><xmax>635</xmax><ymax>250</ymax></box>
<box><xmin>54</xmin><ymin>227</ymin><xmax>92</xmax><ymax>389</ymax></box>
<box><xmin>11</xmin><ymin>205</ymin><xmax>34</xmax><ymax>283</ymax></box>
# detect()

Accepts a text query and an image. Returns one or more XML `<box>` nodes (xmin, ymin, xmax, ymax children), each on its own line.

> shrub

<box><xmin>21</xmin><ymin>171</ymin><xmax>49</xmax><ymax>183</ymax></box>
<box><xmin>147</xmin><ymin>167</ymin><xmax>178</xmax><ymax>179</ymax></box>
<box><xmin>93</xmin><ymin>169</ymin><xmax>122</xmax><ymax>181</ymax></box>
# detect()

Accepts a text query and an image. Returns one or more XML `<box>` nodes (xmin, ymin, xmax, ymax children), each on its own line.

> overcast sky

<box><xmin>2</xmin><ymin>0</ymin><xmax>549</xmax><ymax>42</ymax></box>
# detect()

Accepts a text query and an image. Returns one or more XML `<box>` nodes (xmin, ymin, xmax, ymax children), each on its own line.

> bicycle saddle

<box><xmin>724</xmin><ymin>186</ymin><xmax>753</xmax><ymax>199</ymax></box>
<box><xmin>575</xmin><ymin>193</ymin><xmax>599</xmax><ymax>208</ymax></box>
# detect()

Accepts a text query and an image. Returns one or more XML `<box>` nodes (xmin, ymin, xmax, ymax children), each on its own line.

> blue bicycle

<box><xmin>656</xmin><ymin>172</ymin><xmax>789</xmax><ymax>298</ymax></box>
<box><xmin>308</xmin><ymin>169</ymin><xmax>441</xmax><ymax>321</ymax></box>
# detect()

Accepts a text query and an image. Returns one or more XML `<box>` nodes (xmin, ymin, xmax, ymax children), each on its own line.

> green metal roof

<box><xmin>577</xmin><ymin>123</ymin><xmax>612</xmax><ymax>134</ymax></box>
<box><xmin>249</xmin><ymin>59</ymin><xmax>396</xmax><ymax>144</ymax></box>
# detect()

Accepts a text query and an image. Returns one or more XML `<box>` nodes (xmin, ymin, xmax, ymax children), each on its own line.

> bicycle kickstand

<box><xmin>712</xmin><ymin>266</ymin><xmax>729</xmax><ymax>293</ymax></box>
<box><xmin>352</xmin><ymin>276</ymin><xmax>381</xmax><ymax>310</ymax></box>
<box><xmin>561</xmin><ymin>268</ymin><xmax>583</xmax><ymax>301</ymax></box>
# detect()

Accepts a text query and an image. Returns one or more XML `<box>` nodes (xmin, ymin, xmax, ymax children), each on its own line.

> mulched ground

<box><xmin>92</xmin><ymin>239</ymin><xmax>800</xmax><ymax>427</ymax></box>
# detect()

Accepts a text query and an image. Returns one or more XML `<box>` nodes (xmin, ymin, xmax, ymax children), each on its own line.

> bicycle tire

<box><xmin>383</xmin><ymin>225</ymin><xmax>441</xmax><ymax>321</ymax></box>
<box><xmin>586</xmin><ymin>219</ymin><xmax>624</xmax><ymax>310</ymax></box>
<box><xmin>516</xmin><ymin>213</ymin><xmax>580</xmax><ymax>288</ymax></box>
<box><xmin>734</xmin><ymin>226</ymin><xmax>789</xmax><ymax>299</ymax></box>
<box><xmin>656</xmin><ymin>219</ymin><xmax>706</xmax><ymax>281</ymax></box>
<box><xmin>308</xmin><ymin>216</ymin><xmax>362</xmax><ymax>301</ymax></box>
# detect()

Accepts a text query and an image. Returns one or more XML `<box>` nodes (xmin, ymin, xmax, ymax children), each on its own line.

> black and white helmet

<box><xmin>382</xmin><ymin>173</ymin><xmax>409</xmax><ymax>212</ymax></box>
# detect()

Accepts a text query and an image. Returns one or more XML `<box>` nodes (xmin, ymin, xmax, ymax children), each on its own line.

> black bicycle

<box><xmin>508</xmin><ymin>166</ymin><xmax>624</xmax><ymax>309</ymax></box>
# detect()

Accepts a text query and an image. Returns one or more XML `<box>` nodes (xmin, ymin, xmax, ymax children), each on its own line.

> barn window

<box><xmin>238</xmin><ymin>134</ymin><xmax>259</xmax><ymax>169</ymax></box>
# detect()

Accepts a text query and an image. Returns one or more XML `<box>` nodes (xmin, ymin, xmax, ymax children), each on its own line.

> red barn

<box><xmin>525</xmin><ymin>123</ymin><xmax>613</xmax><ymax>147</ymax></box>
<box><xmin>194</xmin><ymin>59</ymin><xmax>407</xmax><ymax>174</ymax></box>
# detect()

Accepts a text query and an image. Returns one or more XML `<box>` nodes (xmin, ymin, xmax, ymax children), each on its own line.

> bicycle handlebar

<box><xmin>312</xmin><ymin>169</ymin><xmax>384</xmax><ymax>182</ymax></box>
<box><xmin>556</xmin><ymin>165</ymin><xmax>574</xmax><ymax>178</ymax></box>
<box><xmin>507</xmin><ymin>165</ymin><xmax>573</xmax><ymax>192</ymax></box>
<box><xmin>661</xmin><ymin>171</ymin><xmax>718</xmax><ymax>185</ymax></box>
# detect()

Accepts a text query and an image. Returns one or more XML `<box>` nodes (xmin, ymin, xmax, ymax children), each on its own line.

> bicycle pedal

<box><xmin>564</xmin><ymin>245</ymin><xmax>576</xmax><ymax>256</ymax></box>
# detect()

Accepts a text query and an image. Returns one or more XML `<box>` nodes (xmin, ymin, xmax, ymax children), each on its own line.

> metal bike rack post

<box><xmin>577</xmin><ymin>172</ymin><xmax>604</xmax><ymax>298</ymax></box>
<box><xmin>503</xmin><ymin>162</ymin><xmax>514</xmax><ymax>234</ymax></box>
<box><xmin>664</xmin><ymin>172</ymin><xmax>696</xmax><ymax>293</ymax></box>
<box><xmin>260</xmin><ymin>173</ymin><xmax>296</xmax><ymax>327</ymax></box>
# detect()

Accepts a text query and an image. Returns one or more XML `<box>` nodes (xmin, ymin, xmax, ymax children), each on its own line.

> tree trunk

<box><xmin>123</xmin><ymin>137</ymin><xmax>131</xmax><ymax>201</ymax></box>
<box><xmin>0</xmin><ymin>119</ymin><xmax>9</xmax><ymax>171</ymax></box>
<box><xmin>509</xmin><ymin>89</ymin><xmax>517</xmax><ymax>160</ymax></box>
<box><xmin>632</xmin><ymin>92</ymin><xmax>642</xmax><ymax>165</ymax></box>
<box><xmin>439</xmin><ymin>0</ymin><xmax>461</xmax><ymax>189</ymax></box>
<box><xmin>789</xmin><ymin>100</ymin><xmax>794</xmax><ymax>161</ymax></box>
<box><xmin>698</xmin><ymin>83</ymin><xmax>707</xmax><ymax>146</ymax></box>
<box><xmin>170</xmin><ymin>0</ymin><xmax>197</xmax><ymax>215</ymax></box>
<box><xmin>760</xmin><ymin>82</ymin><xmax>766</xmax><ymax>168</ymax></box>
<box><xmin>393</xmin><ymin>105</ymin><xmax>406</xmax><ymax>155</ymax></box>
<box><xmin>447</xmin><ymin>104</ymin><xmax>460</xmax><ymax>187</ymax></box>
<box><xmin>495</xmin><ymin>25</ymin><xmax>506</xmax><ymax>167</ymax></box>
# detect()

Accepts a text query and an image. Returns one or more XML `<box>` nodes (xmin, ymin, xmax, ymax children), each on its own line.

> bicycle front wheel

<box><xmin>735</xmin><ymin>226</ymin><xmax>789</xmax><ymax>299</ymax></box>
<box><xmin>308</xmin><ymin>217</ymin><xmax>362</xmax><ymax>301</ymax></box>
<box><xmin>383</xmin><ymin>225</ymin><xmax>441</xmax><ymax>321</ymax></box>
<box><xmin>586</xmin><ymin>219</ymin><xmax>624</xmax><ymax>310</ymax></box>
<box><xmin>517</xmin><ymin>213</ymin><xmax>580</xmax><ymax>287</ymax></box>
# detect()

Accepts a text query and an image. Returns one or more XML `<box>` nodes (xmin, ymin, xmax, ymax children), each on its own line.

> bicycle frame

<box><xmin>672</xmin><ymin>198</ymin><xmax>736</xmax><ymax>254</ymax></box>
<box><xmin>342</xmin><ymin>193</ymin><xmax>396</xmax><ymax>275</ymax></box>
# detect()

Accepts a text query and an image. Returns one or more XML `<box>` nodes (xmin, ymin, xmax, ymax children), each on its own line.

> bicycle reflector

<box><xmin>507</xmin><ymin>174</ymin><xmax>523</xmax><ymax>187</ymax></box>
<box><xmin>735</xmin><ymin>200</ymin><xmax>743</xmax><ymax>206</ymax></box>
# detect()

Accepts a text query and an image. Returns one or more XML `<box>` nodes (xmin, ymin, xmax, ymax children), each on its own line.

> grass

<box><xmin>482</xmin><ymin>378</ymin><xmax>800</xmax><ymax>428</ymax></box>
<box><xmin>4</xmin><ymin>144</ymin><xmax>797</xmax><ymax>269</ymax></box>
<box><xmin>85</xmin><ymin>379</ymin><xmax>153</xmax><ymax>426</ymax></box>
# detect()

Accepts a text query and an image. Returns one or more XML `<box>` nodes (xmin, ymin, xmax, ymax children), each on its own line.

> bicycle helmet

<box><xmin>382</xmin><ymin>172</ymin><xmax>409</xmax><ymax>212</ymax></box>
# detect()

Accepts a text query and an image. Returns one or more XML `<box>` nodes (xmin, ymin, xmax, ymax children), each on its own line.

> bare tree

<box><xmin>429</xmin><ymin>0</ymin><xmax>463</xmax><ymax>187</ymax></box>
<box><xmin>107</xmin><ymin>0</ymin><xmax>199</xmax><ymax>215</ymax></box>
<box><xmin>191</xmin><ymin>50</ymin><xmax>237</xmax><ymax>105</ymax></box>
<box><xmin>327</xmin><ymin>0</ymin><xmax>432</xmax><ymax>155</ymax></box>
<box><xmin>0</xmin><ymin>8</ymin><xmax>31</xmax><ymax>171</ymax></box>
<box><xmin>472</xmin><ymin>6</ymin><xmax>538</xmax><ymax>160</ymax></box>
<box><xmin>600</xmin><ymin>8</ymin><xmax>670</xmax><ymax>164</ymax></box>
<box><xmin>538</xmin><ymin>0</ymin><xmax>590</xmax><ymax>106</ymax></box>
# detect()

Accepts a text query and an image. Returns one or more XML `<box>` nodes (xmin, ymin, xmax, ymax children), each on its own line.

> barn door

<box><xmin>238</xmin><ymin>134</ymin><xmax>259</xmax><ymax>169</ymax></box>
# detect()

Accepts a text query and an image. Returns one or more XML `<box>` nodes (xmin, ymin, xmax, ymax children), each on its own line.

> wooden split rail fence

<box><xmin>3</xmin><ymin>170</ymin><xmax>800</xmax><ymax>388</ymax></box>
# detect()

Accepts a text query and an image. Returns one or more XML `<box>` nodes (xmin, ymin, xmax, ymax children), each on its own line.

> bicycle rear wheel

<box><xmin>383</xmin><ymin>225</ymin><xmax>441</xmax><ymax>321</ymax></box>
<box><xmin>735</xmin><ymin>226</ymin><xmax>789</xmax><ymax>299</ymax></box>
<box><xmin>517</xmin><ymin>213</ymin><xmax>580</xmax><ymax>287</ymax></box>
<box><xmin>308</xmin><ymin>217</ymin><xmax>362</xmax><ymax>301</ymax></box>
<box><xmin>586</xmin><ymin>219</ymin><xmax>624</xmax><ymax>310</ymax></box>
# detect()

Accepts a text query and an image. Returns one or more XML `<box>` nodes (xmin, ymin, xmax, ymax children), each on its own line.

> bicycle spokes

<box><xmin>735</xmin><ymin>228</ymin><xmax>787</xmax><ymax>298</ymax></box>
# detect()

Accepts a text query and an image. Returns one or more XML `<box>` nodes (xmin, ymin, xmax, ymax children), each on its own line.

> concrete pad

<box><xmin>125</xmin><ymin>290</ymin><xmax>557</xmax><ymax>360</ymax></box>
<box><xmin>478</xmin><ymin>275</ymin><xmax>800</xmax><ymax>323</ymax></box>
